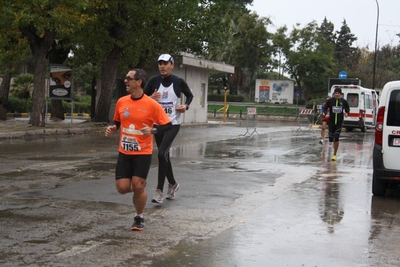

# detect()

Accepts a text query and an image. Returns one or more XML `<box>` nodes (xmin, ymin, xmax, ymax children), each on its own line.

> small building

<box><xmin>110</xmin><ymin>53</ymin><xmax>234</xmax><ymax>124</ymax></box>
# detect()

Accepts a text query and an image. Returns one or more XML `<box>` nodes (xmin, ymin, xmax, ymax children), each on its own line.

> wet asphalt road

<box><xmin>1</xmin><ymin>121</ymin><xmax>400</xmax><ymax>267</ymax></box>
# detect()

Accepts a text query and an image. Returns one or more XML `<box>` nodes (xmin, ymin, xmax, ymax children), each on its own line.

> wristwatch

<box><xmin>151</xmin><ymin>128</ymin><xmax>158</xmax><ymax>134</ymax></box>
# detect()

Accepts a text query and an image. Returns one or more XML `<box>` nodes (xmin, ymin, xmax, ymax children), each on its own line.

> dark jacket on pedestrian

<box><xmin>325</xmin><ymin>97</ymin><xmax>350</xmax><ymax>125</ymax></box>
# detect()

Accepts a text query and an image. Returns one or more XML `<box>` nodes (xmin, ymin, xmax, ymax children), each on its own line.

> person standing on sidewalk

<box><xmin>325</xmin><ymin>88</ymin><xmax>350</xmax><ymax>161</ymax></box>
<box><xmin>144</xmin><ymin>54</ymin><xmax>193</xmax><ymax>204</ymax></box>
<box><xmin>319</xmin><ymin>95</ymin><xmax>331</xmax><ymax>145</ymax></box>
<box><xmin>105</xmin><ymin>69</ymin><xmax>171</xmax><ymax>231</ymax></box>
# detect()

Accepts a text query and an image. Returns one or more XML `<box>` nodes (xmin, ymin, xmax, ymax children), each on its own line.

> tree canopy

<box><xmin>0</xmin><ymin>0</ymin><xmax>399</xmax><ymax>123</ymax></box>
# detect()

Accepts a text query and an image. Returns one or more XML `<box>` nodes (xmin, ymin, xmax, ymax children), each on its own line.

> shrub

<box><xmin>63</xmin><ymin>100</ymin><xmax>91</xmax><ymax>114</ymax></box>
<box><xmin>295</xmin><ymin>99</ymin><xmax>306</xmax><ymax>105</ymax></box>
<box><xmin>6</xmin><ymin>95</ymin><xmax>91</xmax><ymax>114</ymax></box>
<box><xmin>10</xmin><ymin>73</ymin><xmax>34</xmax><ymax>100</ymax></box>
<box><xmin>305</xmin><ymin>98</ymin><xmax>326</xmax><ymax>110</ymax></box>
<box><xmin>7</xmin><ymin>96</ymin><xmax>32</xmax><ymax>113</ymax></box>
<box><xmin>62</xmin><ymin>95</ymin><xmax>91</xmax><ymax>113</ymax></box>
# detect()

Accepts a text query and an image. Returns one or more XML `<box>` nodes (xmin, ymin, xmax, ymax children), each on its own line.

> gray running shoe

<box><xmin>166</xmin><ymin>182</ymin><xmax>180</xmax><ymax>199</ymax></box>
<box><xmin>151</xmin><ymin>189</ymin><xmax>163</xmax><ymax>204</ymax></box>
<box><xmin>131</xmin><ymin>216</ymin><xmax>144</xmax><ymax>231</ymax></box>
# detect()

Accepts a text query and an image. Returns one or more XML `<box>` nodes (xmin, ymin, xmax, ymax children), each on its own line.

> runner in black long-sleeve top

<box><xmin>325</xmin><ymin>88</ymin><xmax>350</xmax><ymax>161</ymax></box>
<box><xmin>144</xmin><ymin>54</ymin><xmax>193</xmax><ymax>204</ymax></box>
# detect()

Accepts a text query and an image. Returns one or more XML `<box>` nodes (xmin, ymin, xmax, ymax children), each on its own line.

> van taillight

<box><xmin>375</xmin><ymin>106</ymin><xmax>385</xmax><ymax>146</ymax></box>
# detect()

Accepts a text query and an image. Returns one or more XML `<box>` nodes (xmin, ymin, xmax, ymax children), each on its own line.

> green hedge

<box><xmin>62</xmin><ymin>101</ymin><xmax>91</xmax><ymax>113</ymax></box>
<box><xmin>305</xmin><ymin>98</ymin><xmax>327</xmax><ymax>110</ymax></box>
<box><xmin>63</xmin><ymin>95</ymin><xmax>91</xmax><ymax>113</ymax></box>
<box><xmin>7</xmin><ymin>96</ymin><xmax>32</xmax><ymax>113</ymax></box>
<box><xmin>208</xmin><ymin>104</ymin><xmax>298</xmax><ymax>116</ymax></box>
<box><xmin>6</xmin><ymin>96</ymin><xmax>91</xmax><ymax>114</ymax></box>
<box><xmin>207</xmin><ymin>94</ymin><xmax>245</xmax><ymax>102</ymax></box>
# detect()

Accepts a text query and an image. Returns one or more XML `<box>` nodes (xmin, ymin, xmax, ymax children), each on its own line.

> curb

<box><xmin>6</xmin><ymin>113</ymin><xmax>30</xmax><ymax>118</ymax></box>
<box><xmin>6</xmin><ymin>113</ymin><xmax>90</xmax><ymax>118</ymax></box>
<box><xmin>0</xmin><ymin>127</ymin><xmax>98</xmax><ymax>140</ymax></box>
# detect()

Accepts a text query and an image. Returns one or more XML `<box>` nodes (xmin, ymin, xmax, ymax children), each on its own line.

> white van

<box><xmin>372</xmin><ymin>81</ymin><xmax>400</xmax><ymax>196</ymax></box>
<box><xmin>330</xmin><ymin>84</ymin><xmax>379</xmax><ymax>132</ymax></box>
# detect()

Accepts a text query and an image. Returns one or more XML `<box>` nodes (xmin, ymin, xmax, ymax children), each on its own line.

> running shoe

<box><xmin>131</xmin><ymin>216</ymin><xmax>144</xmax><ymax>231</ymax></box>
<box><xmin>331</xmin><ymin>155</ymin><xmax>337</xmax><ymax>161</ymax></box>
<box><xmin>151</xmin><ymin>189</ymin><xmax>163</xmax><ymax>204</ymax></box>
<box><xmin>166</xmin><ymin>182</ymin><xmax>180</xmax><ymax>199</ymax></box>
<box><xmin>319</xmin><ymin>139</ymin><xmax>324</xmax><ymax>145</ymax></box>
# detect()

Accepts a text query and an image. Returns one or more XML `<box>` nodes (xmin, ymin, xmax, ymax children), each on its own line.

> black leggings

<box><xmin>154</xmin><ymin>124</ymin><xmax>180</xmax><ymax>191</ymax></box>
<box><xmin>328</xmin><ymin>121</ymin><xmax>343</xmax><ymax>142</ymax></box>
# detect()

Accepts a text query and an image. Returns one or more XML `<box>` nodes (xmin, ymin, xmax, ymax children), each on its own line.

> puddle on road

<box><xmin>0</xmin><ymin>169</ymin><xmax>70</xmax><ymax>179</ymax></box>
<box><xmin>26</xmin><ymin>156</ymin><xmax>88</xmax><ymax>161</ymax></box>
<box><xmin>73</xmin><ymin>162</ymin><xmax>115</xmax><ymax>173</ymax></box>
<box><xmin>2</xmin><ymin>127</ymin><xmax>389</xmax><ymax>266</ymax></box>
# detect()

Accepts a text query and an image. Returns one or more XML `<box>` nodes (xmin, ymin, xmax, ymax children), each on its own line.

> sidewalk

<box><xmin>6</xmin><ymin>112</ymin><xmax>90</xmax><ymax>118</ymax></box>
<box><xmin>0</xmin><ymin>116</ymin><xmax>234</xmax><ymax>140</ymax></box>
<box><xmin>0</xmin><ymin>114</ymin><xmax>302</xmax><ymax>140</ymax></box>
<box><xmin>0</xmin><ymin>117</ymin><xmax>105</xmax><ymax>139</ymax></box>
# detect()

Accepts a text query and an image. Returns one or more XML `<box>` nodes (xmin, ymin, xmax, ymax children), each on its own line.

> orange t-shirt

<box><xmin>113</xmin><ymin>94</ymin><xmax>171</xmax><ymax>155</ymax></box>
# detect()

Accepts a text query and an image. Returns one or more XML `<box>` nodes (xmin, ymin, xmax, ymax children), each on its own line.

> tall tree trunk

<box><xmin>29</xmin><ymin>51</ymin><xmax>48</xmax><ymax>127</ymax></box>
<box><xmin>0</xmin><ymin>66</ymin><xmax>12</xmax><ymax>120</ymax></box>
<box><xmin>90</xmin><ymin>76</ymin><xmax>96</xmax><ymax>120</ymax></box>
<box><xmin>21</xmin><ymin>28</ymin><xmax>56</xmax><ymax>127</ymax></box>
<box><xmin>50</xmin><ymin>99</ymin><xmax>65</xmax><ymax>120</ymax></box>
<box><xmin>94</xmin><ymin>47</ymin><xmax>120</xmax><ymax>122</ymax></box>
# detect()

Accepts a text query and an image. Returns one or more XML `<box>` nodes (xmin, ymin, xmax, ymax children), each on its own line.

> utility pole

<box><xmin>372</xmin><ymin>0</ymin><xmax>379</xmax><ymax>89</ymax></box>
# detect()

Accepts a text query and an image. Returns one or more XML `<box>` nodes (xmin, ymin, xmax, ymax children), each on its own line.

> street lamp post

<box><xmin>372</xmin><ymin>0</ymin><xmax>379</xmax><ymax>89</ymax></box>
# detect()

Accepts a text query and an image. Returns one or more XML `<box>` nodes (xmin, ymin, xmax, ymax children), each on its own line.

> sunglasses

<box><xmin>125</xmin><ymin>76</ymin><xmax>140</xmax><ymax>81</ymax></box>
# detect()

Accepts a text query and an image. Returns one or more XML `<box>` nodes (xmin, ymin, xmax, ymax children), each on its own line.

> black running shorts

<box><xmin>115</xmin><ymin>153</ymin><xmax>152</xmax><ymax>180</ymax></box>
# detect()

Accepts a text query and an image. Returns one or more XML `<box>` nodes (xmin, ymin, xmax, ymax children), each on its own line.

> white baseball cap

<box><xmin>158</xmin><ymin>54</ymin><xmax>174</xmax><ymax>64</ymax></box>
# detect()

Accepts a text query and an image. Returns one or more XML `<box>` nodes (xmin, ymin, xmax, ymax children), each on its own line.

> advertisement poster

<box><xmin>259</xmin><ymin>84</ymin><xmax>270</xmax><ymax>102</ymax></box>
<box><xmin>49</xmin><ymin>65</ymin><xmax>72</xmax><ymax>99</ymax></box>
<box><xmin>255</xmin><ymin>79</ymin><xmax>294</xmax><ymax>104</ymax></box>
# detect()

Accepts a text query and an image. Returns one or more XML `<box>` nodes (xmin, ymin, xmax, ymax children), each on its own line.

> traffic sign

<box><xmin>338</xmin><ymin>71</ymin><xmax>347</xmax><ymax>79</ymax></box>
<box><xmin>296</xmin><ymin>91</ymin><xmax>300</xmax><ymax>98</ymax></box>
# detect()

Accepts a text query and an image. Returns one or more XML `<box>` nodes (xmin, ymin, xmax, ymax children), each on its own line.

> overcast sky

<box><xmin>247</xmin><ymin>0</ymin><xmax>400</xmax><ymax>49</ymax></box>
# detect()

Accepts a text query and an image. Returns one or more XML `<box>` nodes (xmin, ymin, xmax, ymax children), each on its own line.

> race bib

<box><xmin>121</xmin><ymin>135</ymin><xmax>141</xmax><ymax>151</ymax></box>
<box><xmin>332</xmin><ymin>106</ymin><xmax>343</xmax><ymax>113</ymax></box>
<box><xmin>160</xmin><ymin>102</ymin><xmax>174</xmax><ymax>115</ymax></box>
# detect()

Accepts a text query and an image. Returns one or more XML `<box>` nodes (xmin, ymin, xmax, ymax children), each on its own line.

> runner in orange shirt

<box><xmin>105</xmin><ymin>69</ymin><xmax>171</xmax><ymax>231</ymax></box>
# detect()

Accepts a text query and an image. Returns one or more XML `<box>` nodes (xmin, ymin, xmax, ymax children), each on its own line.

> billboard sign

<box><xmin>49</xmin><ymin>65</ymin><xmax>72</xmax><ymax>99</ymax></box>
<box><xmin>255</xmin><ymin>79</ymin><xmax>294</xmax><ymax>104</ymax></box>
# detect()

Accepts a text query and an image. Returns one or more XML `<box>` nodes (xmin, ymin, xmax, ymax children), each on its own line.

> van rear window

<box><xmin>347</xmin><ymin>93</ymin><xmax>359</xmax><ymax>107</ymax></box>
<box><xmin>387</xmin><ymin>90</ymin><xmax>400</xmax><ymax>126</ymax></box>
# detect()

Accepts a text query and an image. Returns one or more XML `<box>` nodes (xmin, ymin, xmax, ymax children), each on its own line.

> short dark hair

<box><xmin>132</xmin><ymin>68</ymin><xmax>147</xmax><ymax>88</ymax></box>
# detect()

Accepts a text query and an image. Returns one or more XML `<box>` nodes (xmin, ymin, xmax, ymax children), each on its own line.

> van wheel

<box><xmin>361</xmin><ymin>126</ymin><xmax>366</xmax><ymax>132</ymax></box>
<box><xmin>346</xmin><ymin>127</ymin><xmax>353</xmax><ymax>132</ymax></box>
<box><xmin>372</xmin><ymin>173</ymin><xmax>386</xmax><ymax>196</ymax></box>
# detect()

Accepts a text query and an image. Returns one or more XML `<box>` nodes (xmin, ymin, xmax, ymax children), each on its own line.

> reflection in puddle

<box><xmin>317</xmin><ymin>148</ymin><xmax>344</xmax><ymax>234</ymax></box>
